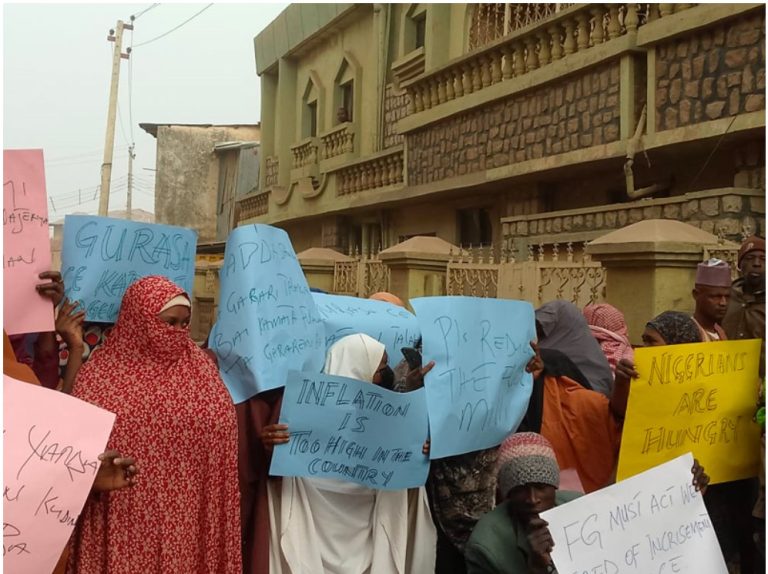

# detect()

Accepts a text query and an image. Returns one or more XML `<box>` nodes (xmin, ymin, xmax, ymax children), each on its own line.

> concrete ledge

<box><xmin>636</xmin><ymin>3</ymin><xmax>764</xmax><ymax>48</ymax></box>
<box><xmin>645</xmin><ymin>111</ymin><xmax>765</xmax><ymax>149</ymax></box>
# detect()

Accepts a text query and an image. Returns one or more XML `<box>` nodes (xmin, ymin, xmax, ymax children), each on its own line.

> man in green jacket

<box><xmin>464</xmin><ymin>433</ymin><xmax>579</xmax><ymax>574</ymax></box>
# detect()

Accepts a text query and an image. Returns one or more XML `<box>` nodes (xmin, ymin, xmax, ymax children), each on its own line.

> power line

<box><xmin>45</xmin><ymin>146</ymin><xmax>128</xmax><ymax>163</ymax></box>
<box><xmin>47</xmin><ymin>153</ymin><xmax>129</xmax><ymax>170</ymax></box>
<box><xmin>133</xmin><ymin>4</ymin><xmax>214</xmax><ymax>48</ymax></box>
<box><xmin>128</xmin><ymin>51</ymin><xmax>135</xmax><ymax>143</ymax></box>
<box><xmin>132</xmin><ymin>3</ymin><xmax>160</xmax><ymax>21</ymax></box>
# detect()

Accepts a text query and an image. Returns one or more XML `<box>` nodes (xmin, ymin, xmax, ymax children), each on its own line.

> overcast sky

<box><xmin>3</xmin><ymin>2</ymin><xmax>287</xmax><ymax>221</ymax></box>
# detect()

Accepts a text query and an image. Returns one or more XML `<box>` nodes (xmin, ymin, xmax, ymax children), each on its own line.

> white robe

<box><xmin>268</xmin><ymin>477</ymin><xmax>436</xmax><ymax>574</ymax></box>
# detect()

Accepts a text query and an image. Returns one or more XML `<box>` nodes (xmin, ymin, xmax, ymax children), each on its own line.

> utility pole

<box><xmin>99</xmin><ymin>19</ymin><xmax>132</xmax><ymax>216</ymax></box>
<box><xmin>126</xmin><ymin>144</ymin><xmax>135</xmax><ymax>220</ymax></box>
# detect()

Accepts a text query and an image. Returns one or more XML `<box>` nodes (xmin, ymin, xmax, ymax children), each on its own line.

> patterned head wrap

<box><xmin>646</xmin><ymin>311</ymin><xmax>702</xmax><ymax>345</ymax></box>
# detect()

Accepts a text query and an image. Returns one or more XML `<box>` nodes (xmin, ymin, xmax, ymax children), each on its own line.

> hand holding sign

<box><xmin>3</xmin><ymin>374</ymin><xmax>116</xmax><ymax>574</ymax></box>
<box><xmin>542</xmin><ymin>453</ymin><xmax>727</xmax><ymax>574</ymax></box>
<box><xmin>617</xmin><ymin>339</ymin><xmax>762</xmax><ymax>484</ymax></box>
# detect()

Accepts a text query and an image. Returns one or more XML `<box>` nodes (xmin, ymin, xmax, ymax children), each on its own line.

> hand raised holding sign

<box><xmin>692</xmin><ymin>458</ymin><xmax>710</xmax><ymax>493</ymax></box>
<box><xmin>406</xmin><ymin>360</ymin><xmax>435</xmax><ymax>391</ymax></box>
<box><xmin>525</xmin><ymin>341</ymin><xmax>544</xmax><ymax>376</ymax></box>
<box><xmin>93</xmin><ymin>450</ymin><xmax>140</xmax><ymax>492</ymax></box>
<box><xmin>262</xmin><ymin>423</ymin><xmax>290</xmax><ymax>451</ymax></box>
<box><xmin>56</xmin><ymin>299</ymin><xmax>86</xmax><ymax>349</ymax></box>
<box><xmin>36</xmin><ymin>270</ymin><xmax>65</xmax><ymax>307</ymax></box>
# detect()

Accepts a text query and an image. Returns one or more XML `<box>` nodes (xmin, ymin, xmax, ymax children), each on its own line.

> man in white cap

<box><xmin>692</xmin><ymin>258</ymin><xmax>732</xmax><ymax>342</ymax></box>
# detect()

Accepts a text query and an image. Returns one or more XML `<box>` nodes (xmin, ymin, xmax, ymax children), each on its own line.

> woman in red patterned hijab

<box><xmin>67</xmin><ymin>275</ymin><xmax>241</xmax><ymax>574</ymax></box>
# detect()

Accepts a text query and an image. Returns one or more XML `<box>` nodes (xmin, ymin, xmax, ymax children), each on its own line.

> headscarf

<box><xmin>323</xmin><ymin>333</ymin><xmax>386</xmax><ymax>382</ymax></box>
<box><xmin>646</xmin><ymin>311</ymin><xmax>702</xmax><ymax>345</ymax></box>
<box><xmin>535</xmin><ymin>300</ymin><xmax>614</xmax><ymax>397</ymax></box>
<box><xmin>369</xmin><ymin>292</ymin><xmax>406</xmax><ymax>308</ymax></box>
<box><xmin>583</xmin><ymin>303</ymin><xmax>634</xmax><ymax>375</ymax></box>
<box><xmin>68</xmin><ymin>276</ymin><xmax>241</xmax><ymax>574</ymax></box>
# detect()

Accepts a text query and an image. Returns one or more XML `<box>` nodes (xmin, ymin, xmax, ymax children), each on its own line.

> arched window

<box><xmin>468</xmin><ymin>3</ymin><xmax>573</xmax><ymax>51</ymax></box>
<box><xmin>302</xmin><ymin>77</ymin><xmax>320</xmax><ymax>138</ymax></box>
<box><xmin>334</xmin><ymin>55</ymin><xmax>360</xmax><ymax>125</ymax></box>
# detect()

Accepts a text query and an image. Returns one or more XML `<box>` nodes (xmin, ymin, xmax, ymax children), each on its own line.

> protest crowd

<box><xmin>3</xmin><ymin>219</ymin><xmax>765</xmax><ymax>574</ymax></box>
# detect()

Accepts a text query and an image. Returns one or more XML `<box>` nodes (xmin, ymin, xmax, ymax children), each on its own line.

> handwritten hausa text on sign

<box><xmin>61</xmin><ymin>215</ymin><xmax>197</xmax><ymax>322</ymax></box>
<box><xmin>210</xmin><ymin>225</ymin><xmax>325</xmax><ymax>402</ymax></box>
<box><xmin>4</xmin><ymin>375</ymin><xmax>115</xmax><ymax>574</ymax></box>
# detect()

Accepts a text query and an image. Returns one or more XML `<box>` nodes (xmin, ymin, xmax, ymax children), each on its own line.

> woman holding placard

<box><xmin>66</xmin><ymin>276</ymin><xmax>241</xmax><ymax>574</ymax></box>
<box><xmin>263</xmin><ymin>333</ymin><xmax>436</xmax><ymax>574</ymax></box>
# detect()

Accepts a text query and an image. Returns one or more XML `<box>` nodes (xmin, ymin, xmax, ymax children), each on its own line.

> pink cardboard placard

<box><xmin>3</xmin><ymin>149</ymin><xmax>55</xmax><ymax>335</ymax></box>
<box><xmin>3</xmin><ymin>375</ymin><xmax>115</xmax><ymax>573</ymax></box>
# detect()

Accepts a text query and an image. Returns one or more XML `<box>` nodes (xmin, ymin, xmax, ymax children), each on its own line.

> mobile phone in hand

<box><xmin>401</xmin><ymin>347</ymin><xmax>422</xmax><ymax>370</ymax></box>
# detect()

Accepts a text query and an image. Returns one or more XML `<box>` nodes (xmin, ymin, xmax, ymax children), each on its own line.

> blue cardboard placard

<box><xmin>270</xmin><ymin>370</ymin><xmax>430</xmax><ymax>490</ymax></box>
<box><xmin>312</xmin><ymin>293</ymin><xmax>421</xmax><ymax>366</ymax></box>
<box><xmin>410</xmin><ymin>296</ymin><xmax>536</xmax><ymax>459</ymax></box>
<box><xmin>60</xmin><ymin>215</ymin><xmax>197</xmax><ymax>323</ymax></box>
<box><xmin>209</xmin><ymin>225</ymin><xmax>325</xmax><ymax>403</ymax></box>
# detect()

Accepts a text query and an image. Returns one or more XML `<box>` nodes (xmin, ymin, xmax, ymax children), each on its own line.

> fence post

<box><xmin>379</xmin><ymin>236</ymin><xmax>457</xmax><ymax>308</ymax></box>
<box><xmin>586</xmin><ymin>220</ymin><xmax>738</xmax><ymax>345</ymax></box>
<box><xmin>297</xmin><ymin>247</ymin><xmax>353</xmax><ymax>293</ymax></box>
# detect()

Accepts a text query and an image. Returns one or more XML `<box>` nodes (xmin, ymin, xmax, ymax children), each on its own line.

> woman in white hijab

<box><xmin>266</xmin><ymin>334</ymin><xmax>437</xmax><ymax>574</ymax></box>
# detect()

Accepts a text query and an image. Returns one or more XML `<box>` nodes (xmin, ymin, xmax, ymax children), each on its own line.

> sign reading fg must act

<box><xmin>61</xmin><ymin>215</ymin><xmax>197</xmax><ymax>323</ymax></box>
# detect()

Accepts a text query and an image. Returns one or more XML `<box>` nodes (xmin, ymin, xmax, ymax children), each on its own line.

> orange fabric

<box><xmin>540</xmin><ymin>375</ymin><xmax>621</xmax><ymax>493</ymax></box>
<box><xmin>369</xmin><ymin>292</ymin><xmax>406</xmax><ymax>308</ymax></box>
<box><xmin>4</xmin><ymin>331</ymin><xmax>67</xmax><ymax>574</ymax></box>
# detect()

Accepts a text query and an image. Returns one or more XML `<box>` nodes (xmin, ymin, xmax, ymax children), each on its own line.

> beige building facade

<box><xmin>141</xmin><ymin>123</ymin><xmax>261</xmax><ymax>244</ymax></box>
<box><xmin>244</xmin><ymin>3</ymin><xmax>765</xmax><ymax>259</ymax></box>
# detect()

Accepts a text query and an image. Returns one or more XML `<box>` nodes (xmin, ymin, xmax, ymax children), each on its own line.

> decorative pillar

<box><xmin>586</xmin><ymin>220</ymin><xmax>737</xmax><ymax>344</ymax></box>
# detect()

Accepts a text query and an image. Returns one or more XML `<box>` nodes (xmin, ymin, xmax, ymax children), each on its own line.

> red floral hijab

<box><xmin>69</xmin><ymin>275</ymin><xmax>241</xmax><ymax>573</ymax></box>
<box><xmin>92</xmin><ymin>275</ymin><xmax>194</xmax><ymax>365</ymax></box>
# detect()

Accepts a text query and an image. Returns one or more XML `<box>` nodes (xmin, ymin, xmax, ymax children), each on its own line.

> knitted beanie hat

<box><xmin>497</xmin><ymin>432</ymin><xmax>560</xmax><ymax>496</ymax></box>
<box><xmin>739</xmin><ymin>235</ymin><xmax>765</xmax><ymax>266</ymax></box>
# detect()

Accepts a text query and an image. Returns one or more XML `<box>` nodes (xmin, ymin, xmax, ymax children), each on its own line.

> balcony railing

<box><xmin>338</xmin><ymin>147</ymin><xmax>404</xmax><ymax>196</ymax></box>
<box><xmin>236</xmin><ymin>191</ymin><xmax>269</xmax><ymax>221</ymax></box>
<box><xmin>290</xmin><ymin>137</ymin><xmax>319</xmax><ymax>169</ymax></box>
<box><xmin>320</xmin><ymin>122</ymin><xmax>355</xmax><ymax>160</ymax></box>
<box><xmin>403</xmin><ymin>3</ymin><xmax>696</xmax><ymax>117</ymax></box>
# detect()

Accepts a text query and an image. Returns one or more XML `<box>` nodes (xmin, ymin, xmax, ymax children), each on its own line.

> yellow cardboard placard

<box><xmin>617</xmin><ymin>339</ymin><xmax>762</xmax><ymax>484</ymax></box>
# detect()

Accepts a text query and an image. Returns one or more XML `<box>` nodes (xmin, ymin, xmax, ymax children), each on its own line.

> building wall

<box><xmin>407</xmin><ymin>61</ymin><xmax>622</xmax><ymax>187</ymax></box>
<box><xmin>655</xmin><ymin>10</ymin><xmax>766</xmax><ymax>132</ymax></box>
<box><xmin>252</xmin><ymin>3</ymin><xmax>765</xmax><ymax>251</ymax></box>
<box><xmin>155</xmin><ymin>125</ymin><xmax>260</xmax><ymax>243</ymax></box>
